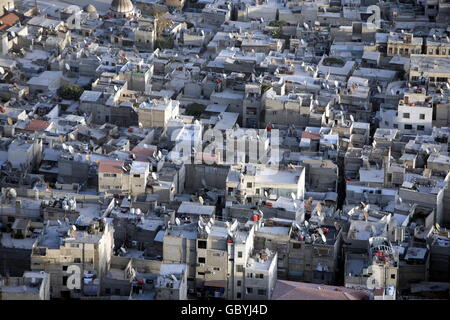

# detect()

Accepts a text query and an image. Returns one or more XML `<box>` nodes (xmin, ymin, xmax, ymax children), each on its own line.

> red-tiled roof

<box><xmin>131</xmin><ymin>147</ymin><xmax>157</xmax><ymax>162</ymax></box>
<box><xmin>301</xmin><ymin>131</ymin><xmax>321</xmax><ymax>140</ymax></box>
<box><xmin>272</xmin><ymin>280</ymin><xmax>370</xmax><ymax>300</ymax></box>
<box><xmin>25</xmin><ymin>119</ymin><xmax>50</xmax><ymax>131</ymax></box>
<box><xmin>0</xmin><ymin>13</ymin><xmax>20</xmax><ymax>31</ymax></box>
<box><xmin>98</xmin><ymin>160</ymin><xmax>125</xmax><ymax>174</ymax></box>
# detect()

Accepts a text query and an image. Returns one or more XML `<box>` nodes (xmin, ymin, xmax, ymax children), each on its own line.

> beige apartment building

<box><xmin>226</xmin><ymin>164</ymin><xmax>306</xmax><ymax>205</ymax></box>
<box><xmin>387</xmin><ymin>33</ymin><xmax>423</xmax><ymax>57</ymax></box>
<box><xmin>138</xmin><ymin>98</ymin><xmax>180</xmax><ymax>128</ymax></box>
<box><xmin>30</xmin><ymin>219</ymin><xmax>114</xmax><ymax>299</ymax></box>
<box><xmin>98</xmin><ymin>160</ymin><xmax>130</xmax><ymax>194</ymax></box>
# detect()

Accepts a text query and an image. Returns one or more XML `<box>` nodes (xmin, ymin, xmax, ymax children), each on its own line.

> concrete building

<box><xmin>30</xmin><ymin>219</ymin><xmax>114</xmax><ymax>299</ymax></box>
<box><xmin>0</xmin><ymin>271</ymin><xmax>50</xmax><ymax>300</ymax></box>
<box><xmin>130</xmin><ymin>161</ymin><xmax>149</xmax><ymax>197</ymax></box>
<box><xmin>155</xmin><ymin>264</ymin><xmax>188</xmax><ymax>300</ymax></box>
<box><xmin>387</xmin><ymin>33</ymin><xmax>423</xmax><ymax>57</ymax></box>
<box><xmin>98</xmin><ymin>160</ymin><xmax>131</xmax><ymax>194</ymax></box>
<box><xmin>225</xmin><ymin>164</ymin><xmax>305</xmax><ymax>206</ymax></box>
<box><xmin>138</xmin><ymin>99</ymin><xmax>180</xmax><ymax>128</ymax></box>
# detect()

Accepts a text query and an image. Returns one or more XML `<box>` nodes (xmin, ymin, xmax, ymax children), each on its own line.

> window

<box><xmin>256</xmin><ymin>274</ymin><xmax>264</xmax><ymax>279</ymax></box>
<box><xmin>104</xmin><ymin>173</ymin><xmax>117</xmax><ymax>177</ymax></box>
<box><xmin>198</xmin><ymin>257</ymin><xmax>206</xmax><ymax>264</ymax></box>
<box><xmin>63</xmin><ymin>276</ymin><xmax>68</xmax><ymax>286</ymax></box>
<box><xmin>74</xmin><ymin>258</ymin><xmax>81</xmax><ymax>263</ymax></box>
<box><xmin>105</xmin><ymin>288</ymin><xmax>111</xmax><ymax>295</ymax></box>
<box><xmin>258</xmin><ymin>289</ymin><xmax>267</xmax><ymax>296</ymax></box>
<box><xmin>419</xmin><ymin>114</ymin><xmax>425</xmax><ymax>120</ymax></box>
<box><xmin>236</xmin><ymin>265</ymin><xmax>244</xmax><ymax>273</ymax></box>
<box><xmin>70</xmin><ymin>244</ymin><xmax>79</xmax><ymax>248</ymax></box>
<box><xmin>403</xmin><ymin>113</ymin><xmax>410</xmax><ymax>119</ymax></box>
<box><xmin>115</xmin><ymin>289</ymin><xmax>121</xmax><ymax>295</ymax></box>
<box><xmin>417</xmin><ymin>125</ymin><xmax>425</xmax><ymax>131</ymax></box>
<box><xmin>391</xmin><ymin>274</ymin><xmax>396</xmax><ymax>279</ymax></box>
<box><xmin>238</xmin><ymin>251</ymin><xmax>243</xmax><ymax>258</ymax></box>
<box><xmin>316</xmin><ymin>248</ymin><xmax>330</xmax><ymax>256</ymax></box>
<box><xmin>237</xmin><ymin>280</ymin><xmax>242</xmax><ymax>286</ymax></box>
<box><xmin>246</xmin><ymin>182</ymin><xmax>252</xmax><ymax>188</ymax></box>
<box><xmin>293</xmin><ymin>243</ymin><xmax>301</xmax><ymax>249</ymax></box>
<box><xmin>133</xmin><ymin>174</ymin><xmax>141</xmax><ymax>178</ymax></box>
<box><xmin>62</xmin><ymin>266</ymin><xmax>68</xmax><ymax>271</ymax></box>
<box><xmin>237</xmin><ymin>293</ymin><xmax>241</xmax><ymax>299</ymax></box>
<box><xmin>198</xmin><ymin>272</ymin><xmax>205</xmax><ymax>276</ymax></box>
<box><xmin>246</xmin><ymin>287</ymin><xmax>253</xmax><ymax>294</ymax></box>
<box><xmin>404</xmin><ymin>124</ymin><xmax>413</xmax><ymax>130</ymax></box>
<box><xmin>255</xmin><ymin>188</ymin><xmax>260</xmax><ymax>194</ymax></box>
<box><xmin>198</xmin><ymin>240</ymin><xmax>207</xmax><ymax>249</ymax></box>
<box><xmin>247</xmin><ymin>272</ymin><xmax>253</xmax><ymax>278</ymax></box>
<box><xmin>213</xmin><ymin>267</ymin><xmax>220</xmax><ymax>271</ymax></box>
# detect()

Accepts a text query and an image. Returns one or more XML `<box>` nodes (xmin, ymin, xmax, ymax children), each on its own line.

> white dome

<box><xmin>110</xmin><ymin>0</ymin><xmax>134</xmax><ymax>13</ymax></box>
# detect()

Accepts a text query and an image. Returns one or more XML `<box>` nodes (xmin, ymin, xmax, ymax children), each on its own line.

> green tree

<box><xmin>58</xmin><ymin>83</ymin><xmax>84</xmax><ymax>100</ymax></box>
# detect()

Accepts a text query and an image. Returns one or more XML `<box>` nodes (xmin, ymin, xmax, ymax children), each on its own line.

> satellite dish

<box><xmin>291</xmin><ymin>192</ymin><xmax>296</xmax><ymax>200</ymax></box>
<box><xmin>151</xmin><ymin>172</ymin><xmax>158</xmax><ymax>180</ymax></box>
<box><xmin>120</xmin><ymin>247</ymin><xmax>127</xmax><ymax>254</ymax></box>
<box><xmin>175</xmin><ymin>217</ymin><xmax>181</xmax><ymax>225</ymax></box>
<box><xmin>304</xmin><ymin>220</ymin><xmax>309</xmax><ymax>227</ymax></box>
<box><xmin>204</xmin><ymin>225</ymin><xmax>211</xmax><ymax>234</ymax></box>
<box><xmin>7</xmin><ymin>117</ymin><xmax>13</xmax><ymax>125</ymax></box>
<box><xmin>264</xmin><ymin>190</ymin><xmax>269</xmax><ymax>197</ymax></box>
<box><xmin>198</xmin><ymin>196</ymin><xmax>204</xmax><ymax>205</ymax></box>
<box><xmin>350</xmin><ymin>114</ymin><xmax>354</xmax><ymax>122</ymax></box>
<box><xmin>0</xmin><ymin>67</ymin><xmax>5</xmax><ymax>75</ymax></box>
<box><xmin>65</xmin><ymin>63</ymin><xmax>70</xmax><ymax>71</ymax></box>
<box><xmin>72</xmin><ymin>225</ymin><xmax>77</xmax><ymax>231</ymax></box>
<box><xmin>170</xmin><ymin>274</ymin><xmax>178</xmax><ymax>282</ymax></box>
